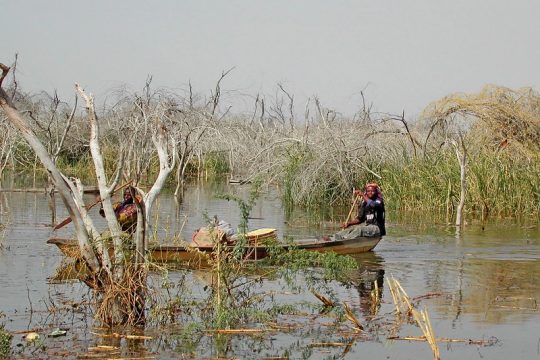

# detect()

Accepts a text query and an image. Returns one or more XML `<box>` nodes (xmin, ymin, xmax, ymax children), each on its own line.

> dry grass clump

<box><xmin>342</xmin><ymin>302</ymin><xmax>364</xmax><ymax>331</ymax></box>
<box><xmin>421</xmin><ymin>84</ymin><xmax>540</xmax><ymax>159</ymax></box>
<box><xmin>387</xmin><ymin>276</ymin><xmax>440</xmax><ymax>360</ymax></box>
<box><xmin>95</xmin><ymin>265</ymin><xmax>148</xmax><ymax>326</ymax></box>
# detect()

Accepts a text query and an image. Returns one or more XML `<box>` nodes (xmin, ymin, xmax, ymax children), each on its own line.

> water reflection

<box><xmin>379</xmin><ymin>227</ymin><xmax>540</xmax><ymax>346</ymax></box>
<box><xmin>348</xmin><ymin>253</ymin><xmax>385</xmax><ymax>319</ymax></box>
<box><xmin>441</xmin><ymin>258</ymin><xmax>540</xmax><ymax>324</ymax></box>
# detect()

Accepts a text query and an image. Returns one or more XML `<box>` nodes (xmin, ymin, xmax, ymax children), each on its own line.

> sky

<box><xmin>2</xmin><ymin>0</ymin><xmax>540</xmax><ymax>118</ymax></box>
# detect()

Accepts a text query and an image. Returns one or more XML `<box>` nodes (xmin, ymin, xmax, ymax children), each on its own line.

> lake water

<box><xmin>0</xmin><ymin>181</ymin><xmax>539</xmax><ymax>359</ymax></box>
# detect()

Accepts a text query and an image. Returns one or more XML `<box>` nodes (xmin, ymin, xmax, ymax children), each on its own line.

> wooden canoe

<box><xmin>47</xmin><ymin>226</ymin><xmax>382</xmax><ymax>263</ymax></box>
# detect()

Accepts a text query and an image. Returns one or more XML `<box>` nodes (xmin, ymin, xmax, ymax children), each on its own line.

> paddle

<box><xmin>53</xmin><ymin>181</ymin><xmax>132</xmax><ymax>230</ymax></box>
<box><xmin>344</xmin><ymin>191</ymin><xmax>362</xmax><ymax>226</ymax></box>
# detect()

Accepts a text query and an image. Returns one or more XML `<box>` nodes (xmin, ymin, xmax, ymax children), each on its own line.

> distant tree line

<box><xmin>1</xmin><ymin>66</ymin><xmax>539</xmax><ymax>223</ymax></box>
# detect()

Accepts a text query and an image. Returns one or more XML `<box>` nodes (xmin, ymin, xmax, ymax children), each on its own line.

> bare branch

<box><xmin>210</xmin><ymin>67</ymin><xmax>235</xmax><ymax>116</ymax></box>
<box><xmin>53</xmin><ymin>94</ymin><xmax>78</xmax><ymax>161</ymax></box>
<box><xmin>277</xmin><ymin>83</ymin><xmax>295</xmax><ymax>130</ymax></box>
<box><xmin>9</xmin><ymin>54</ymin><xmax>18</xmax><ymax>99</ymax></box>
<box><xmin>76</xmin><ymin>83</ymin><xmax>125</xmax><ymax>271</ymax></box>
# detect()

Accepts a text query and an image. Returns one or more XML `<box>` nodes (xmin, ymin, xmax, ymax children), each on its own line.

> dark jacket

<box><xmin>357</xmin><ymin>197</ymin><xmax>386</xmax><ymax>236</ymax></box>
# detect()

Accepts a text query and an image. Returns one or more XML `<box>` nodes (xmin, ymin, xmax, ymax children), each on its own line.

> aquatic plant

<box><xmin>387</xmin><ymin>276</ymin><xmax>440</xmax><ymax>360</ymax></box>
<box><xmin>0</xmin><ymin>323</ymin><xmax>12</xmax><ymax>357</ymax></box>
<box><xmin>202</xmin><ymin>151</ymin><xmax>230</xmax><ymax>177</ymax></box>
<box><xmin>201</xmin><ymin>181</ymin><xmax>359</xmax><ymax>333</ymax></box>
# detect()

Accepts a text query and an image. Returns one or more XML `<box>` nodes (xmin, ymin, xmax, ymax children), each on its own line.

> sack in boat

<box><xmin>191</xmin><ymin>227</ymin><xmax>228</xmax><ymax>247</ymax></box>
<box><xmin>190</xmin><ymin>220</ymin><xmax>236</xmax><ymax>247</ymax></box>
<box><xmin>191</xmin><ymin>227</ymin><xmax>277</xmax><ymax>247</ymax></box>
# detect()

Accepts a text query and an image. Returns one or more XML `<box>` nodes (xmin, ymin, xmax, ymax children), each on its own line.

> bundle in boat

<box><xmin>191</xmin><ymin>227</ymin><xmax>277</xmax><ymax>247</ymax></box>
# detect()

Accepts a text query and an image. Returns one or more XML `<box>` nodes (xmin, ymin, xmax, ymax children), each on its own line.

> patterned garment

<box><xmin>112</xmin><ymin>195</ymin><xmax>142</xmax><ymax>233</ymax></box>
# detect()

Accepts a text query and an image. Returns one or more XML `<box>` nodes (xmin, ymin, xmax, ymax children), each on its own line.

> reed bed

<box><xmin>2</xmin><ymin>81</ymin><xmax>540</xmax><ymax>220</ymax></box>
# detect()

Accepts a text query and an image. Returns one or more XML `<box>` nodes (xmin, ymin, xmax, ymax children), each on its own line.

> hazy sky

<box><xmin>2</xmin><ymin>0</ymin><xmax>540</xmax><ymax>117</ymax></box>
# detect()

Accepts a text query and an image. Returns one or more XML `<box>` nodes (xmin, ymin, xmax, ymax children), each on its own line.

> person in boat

<box><xmin>342</xmin><ymin>182</ymin><xmax>386</xmax><ymax>237</ymax></box>
<box><xmin>99</xmin><ymin>186</ymin><xmax>141</xmax><ymax>234</ymax></box>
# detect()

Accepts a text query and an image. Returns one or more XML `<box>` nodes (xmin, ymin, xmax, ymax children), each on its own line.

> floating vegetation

<box><xmin>388</xmin><ymin>276</ymin><xmax>440</xmax><ymax>360</ymax></box>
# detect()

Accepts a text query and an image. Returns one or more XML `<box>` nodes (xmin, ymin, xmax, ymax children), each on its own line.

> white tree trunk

<box><xmin>0</xmin><ymin>71</ymin><xmax>101</xmax><ymax>274</ymax></box>
<box><xmin>454</xmin><ymin>140</ymin><xmax>467</xmax><ymax>227</ymax></box>
<box><xmin>76</xmin><ymin>85</ymin><xmax>124</xmax><ymax>273</ymax></box>
<box><xmin>144</xmin><ymin>125</ymin><xmax>175</xmax><ymax>238</ymax></box>
<box><xmin>63</xmin><ymin>176</ymin><xmax>112</xmax><ymax>273</ymax></box>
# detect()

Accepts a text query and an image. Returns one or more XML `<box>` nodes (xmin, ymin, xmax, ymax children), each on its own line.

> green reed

<box><xmin>198</xmin><ymin>180</ymin><xmax>358</xmax><ymax>331</ymax></box>
<box><xmin>280</xmin><ymin>143</ymin><xmax>540</xmax><ymax>221</ymax></box>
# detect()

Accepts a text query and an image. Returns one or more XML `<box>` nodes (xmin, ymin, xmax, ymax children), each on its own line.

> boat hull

<box><xmin>47</xmin><ymin>234</ymin><xmax>381</xmax><ymax>263</ymax></box>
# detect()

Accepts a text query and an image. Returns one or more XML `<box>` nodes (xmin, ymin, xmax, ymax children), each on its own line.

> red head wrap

<box><xmin>365</xmin><ymin>182</ymin><xmax>383</xmax><ymax>200</ymax></box>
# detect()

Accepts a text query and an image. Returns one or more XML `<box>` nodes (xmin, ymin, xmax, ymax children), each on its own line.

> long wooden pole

<box><xmin>53</xmin><ymin>181</ymin><xmax>131</xmax><ymax>230</ymax></box>
<box><xmin>344</xmin><ymin>193</ymin><xmax>361</xmax><ymax>225</ymax></box>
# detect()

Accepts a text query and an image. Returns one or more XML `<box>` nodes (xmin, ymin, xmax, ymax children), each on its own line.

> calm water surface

<box><xmin>0</xmin><ymin>181</ymin><xmax>539</xmax><ymax>359</ymax></box>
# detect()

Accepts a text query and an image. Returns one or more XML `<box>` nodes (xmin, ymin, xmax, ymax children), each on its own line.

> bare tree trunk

<box><xmin>174</xmin><ymin>154</ymin><xmax>185</xmax><ymax>199</ymax></box>
<box><xmin>144</xmin><ymin>125</ymin><xmax>175</xmax><ymax>229</ymax></box>
<box><xmin>0</xmin><ymin>64</ymin><xmax>101</xmax><ymax>275</ymax></box>
<box><xmin>76</xmin><ymin>84</ymin><xmax>121</xmax><ymax>276</ymax></box>
<box><xmin>133</xmin><ymin>189</ymin><xmax>146</xmax><ymax>265</ymax></box>
<box><xmin>445</xmin><ymin>180</ymin><xmax>452</xmax><ymax>224</ymax></box>
<box><xmin>47</xmin><ymin>182</ymin><xmax>56</xmax><ymax>225</ymax></box>
<box><xmin>453</xmin><ymin>136</ymin><xmax>467</xmax><ymax>228</ymax></box>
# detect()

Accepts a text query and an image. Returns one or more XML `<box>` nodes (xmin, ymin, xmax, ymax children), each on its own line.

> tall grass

<box><xmin>278</xmin><ymin>143</ymin><xmax>540</xmax><ymax>221</ymax></box>
<box><xmin>375</xmin><ymin>152</ymin><xmax>540</xmax><ymax>219</ymax></box>
<box><xmin>4</xmin><ymin>81</ymin><xmax>540</xmax><ymax>221</ymax></box>
<box><xmin>467</xmin><ymin>153</ymin><xmax>540</xmax><ymax>217</ymax></box>
<box><xmin>201</xmin><ymin>151</ymin><xmax>230</xmax><ymax>177</ymax></box>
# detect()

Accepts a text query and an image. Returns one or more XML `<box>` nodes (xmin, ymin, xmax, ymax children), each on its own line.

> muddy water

<box><xmin>0</xmin><ymin>182</ymin><xmax>539</xmax><ymax>359</ymax></box>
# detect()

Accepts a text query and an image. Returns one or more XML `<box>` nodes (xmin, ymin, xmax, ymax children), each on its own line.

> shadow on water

<box><xmin>1</xmin><ymin>180</ymin><xmax>540</xmax><ymax>358</ymax></box>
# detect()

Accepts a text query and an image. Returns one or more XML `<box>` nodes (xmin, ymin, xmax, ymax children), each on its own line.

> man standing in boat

<box><xmin>342</xmin><ymin>183</ymin><xmax>386</xmax><ymax>237</ymax></box>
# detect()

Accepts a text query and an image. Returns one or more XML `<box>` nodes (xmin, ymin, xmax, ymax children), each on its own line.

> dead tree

<box><xmin>0</xmin><ymin>63</ymin><xmax>174</xmax><ymax>326</ymax></box>
<box><xmin>1</xmin><ymin>64</ymin><xmax>102</xmax><ymax>274</ymax></box>
<box><xmin>453</xmin><ymin>133</ymin><xmax>467</xmax><ymax>228</ymax></box>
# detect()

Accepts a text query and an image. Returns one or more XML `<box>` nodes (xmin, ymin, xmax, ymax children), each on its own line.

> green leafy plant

<box><xmin>0</xmin><ymin>323</ymin><xmax>11</xmax><ymax>357</ymax></box>
<box><xmin>197</xmin><ymin>179</ymin><xmax>359</xmax><ymax>334</ymax></box>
